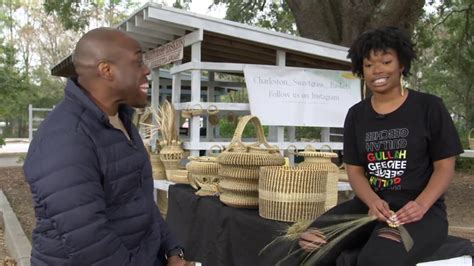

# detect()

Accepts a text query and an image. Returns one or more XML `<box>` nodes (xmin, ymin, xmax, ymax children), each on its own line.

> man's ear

<box><xmin>97</xmin><ymin>61</ymin><xmax>113</xmax><ymax>80</ymax></box>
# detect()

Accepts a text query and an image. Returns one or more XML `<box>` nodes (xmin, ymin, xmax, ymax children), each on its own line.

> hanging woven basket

<box><xmin>259</xmin><ymin>166</ymin><xmax>328</xmax><ymax>222</ymax></box>
<box><xmin>297</xmin><ymin>145</ymin><xmax>340</xmax><ymax>211</ymax></box>
<box><xmin>217</xmin><ymin>115</ymin><xmax>285</xmax><ymax>208</ymax></box>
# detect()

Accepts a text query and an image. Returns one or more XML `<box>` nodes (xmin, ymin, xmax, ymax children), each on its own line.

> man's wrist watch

<box><xmin>165</xmin><ymin>247</ymin><xmax>184</xmax><ymax>260</ymax></box>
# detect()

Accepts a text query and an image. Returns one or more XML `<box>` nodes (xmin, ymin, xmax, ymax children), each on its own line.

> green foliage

<box><xmin>212</xmin><ymin>0</ymin><xmax>297</xmax><ymax>34</ymax></box>
<box><xmin>172</xmin><ymin>0</ymin><xmax>191</xmax><ymax>10</ymax></box>
<box><xmin>43</xmin><ymin>0</ymin><xmax>141</xmax><ymax>31</ymax></box>
<box><xmin>414</xmin><ymin>0</ymin><xmax>474</xmax><ymax>132</ymax></box>
<box><xmin>43</xmin><ymin>0</ymin><xmax>89</xmax><ymax>32</ymax></box>
<box><xmin>218</xmin><ymin>117</ymin><xmax>269</xmax><ymax>139</ymax></box>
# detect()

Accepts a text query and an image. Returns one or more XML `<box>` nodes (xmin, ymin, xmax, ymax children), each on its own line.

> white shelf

<box><xmin>182</xmin><ymin>141</ymin><xmax>343</xmax><ymax>151</ymax></box>
<box><xmin>460</xmin><ymin>150</ymin><xmax>474</xmax><ymax>158</ymax></box>
<box><xmin>173</xmin><ymin>102</ymin><xmax>250</xmax><ymax>112</ymax></box>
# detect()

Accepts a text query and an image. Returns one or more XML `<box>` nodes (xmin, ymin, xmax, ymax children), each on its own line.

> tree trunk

<box><xmin>286</xmin><ymin>0</ymin><xmax>425</xmax><ymax>47</ymax></box>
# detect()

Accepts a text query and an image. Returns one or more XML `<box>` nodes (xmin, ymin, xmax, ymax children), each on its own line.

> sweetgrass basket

<box><xmin>217</xmin><ymin>115</ymin><xmax>285</xmax><ymax>208</ymax></box>
<box><xmin>297</xmin><ymin>146</ymin><xmax>339</xmax><ymax>210</ymax></box>
<box><xmin>186</xmin><ymin>155</ymin><xmax>221</xmax><ymax>196</ymax></box>
<box><xmin>159</xmin><ymin>144</ymin><xmax>184</xmax><ymax>179</ymax></box>
<box><xmin>258</xmin><ymin>166</ymin><xmax>328</xmax><ymax>222</ymax></box>
<box><xmin>167</xmin><ymin>169</ymin><xmax>189</xmax><ymax>184</ymax></box>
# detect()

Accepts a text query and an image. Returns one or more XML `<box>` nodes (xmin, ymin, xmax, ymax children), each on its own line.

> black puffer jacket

<box><xmin>24</xmin><ymin>79</ymin><xmax>179</xmax><ymax>266</ymax></box>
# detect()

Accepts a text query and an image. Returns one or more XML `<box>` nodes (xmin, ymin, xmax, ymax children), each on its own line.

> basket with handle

<box><xmin>259</xmin><ymin>166</ymin><xmax>328</xmax><ymax>222</ymax></box>
<box><xmin>469</xmin><ymin>129</ymin><xmax>474</xmax><ymax>149</ymax></box>
<box><xmin>217</xmin><ymin>115</ymin><xmax>285</xmax><ymax>208</ymax></box>
<box><xmin>297</xmin><ymin>145</ymin><xmax>340</xmax><ymax>211</ymax></box>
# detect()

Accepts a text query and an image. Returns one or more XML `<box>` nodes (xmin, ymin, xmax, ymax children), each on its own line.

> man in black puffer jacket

<box><xmin>23</xmin><ymin>28</ymin><xmax>185</xmax><ymax>266</ymax></box>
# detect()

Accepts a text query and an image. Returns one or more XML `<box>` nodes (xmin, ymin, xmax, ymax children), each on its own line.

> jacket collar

<box><xmin>64</xmin><ymin>78</ymin><xmax>135</xmax><ymax>126</ymax></box>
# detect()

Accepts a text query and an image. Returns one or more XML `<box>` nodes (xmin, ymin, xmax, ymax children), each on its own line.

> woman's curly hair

<box><xmin>347</xmin><ymin>27</ymin><xmax>416</xmax><ymax>78</ymax></box>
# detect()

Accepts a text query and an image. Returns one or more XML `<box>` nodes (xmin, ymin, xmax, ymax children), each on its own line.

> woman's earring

<box><xmin>400</xmin><ymin>75</ymin><xmax>404</xmax><ymax>96</ymax></box>
<box><xmin>363</xmin><ymin>80</ymin><xmax>366</xmax><ymax>99</ymax></box>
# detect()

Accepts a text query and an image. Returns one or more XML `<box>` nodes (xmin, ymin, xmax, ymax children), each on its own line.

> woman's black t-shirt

<box><xmin>343</xmin><ymin>89</ymin><xmax>463</xmax><ymax>209</ymax></box>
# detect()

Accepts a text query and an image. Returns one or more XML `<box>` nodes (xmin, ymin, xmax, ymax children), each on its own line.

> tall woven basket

<box><xmin>259</xmin><ymin>166</ymin><xmax>328</xmax><ymax>222</ymax></box>
<box><xmin>217</xmin><ymin>115</ymin><xmax>285</xmax><ymax>208</ymax></box>
<box><xmin>186</xmin><ymin>155</ymin><xmax>221</xmax><ymax>196</ymax></box>
<box><xmin>297</xmin><ymin>147</ymin><xmax>340</xmax><ymax>211</ymax></box>
<box><xmin>159</xmin><ymin>144</ymin><xmax>184</xmax><ymax>180</ymax></box>
<box><xmin>150</xmin><ymin>152</ymin><xmax>167</xmax><ymax>180</ymax></box>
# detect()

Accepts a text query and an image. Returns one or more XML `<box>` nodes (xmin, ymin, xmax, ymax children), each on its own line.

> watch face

<box><xmin>166</xmin><ymin>248</ymin><xmax>184</xmax><ymax>259</ymax></box>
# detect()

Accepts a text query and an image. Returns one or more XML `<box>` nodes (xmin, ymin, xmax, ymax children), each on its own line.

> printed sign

<box><xmin>144</xmin><ymin>37</ymin><xmax>184</xmax><ymax>68</ymax></box>
<box><xmin>244</xmin><ymin>65</ymin><xmax>361</xmax><ymax>127</ymax></box>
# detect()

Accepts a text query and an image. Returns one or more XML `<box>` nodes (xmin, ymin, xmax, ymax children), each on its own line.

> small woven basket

<box><xmin>167</xmin><ymin>169</ymin><xmax>189</xmax><ymax>184</ymax></box>
<box><xmin>259</xmin><ymin>166</ymin><xmax>328</xmax><ymax>222</ymax></box>
<box><xmin>159</xmin><ymin>145</ymin><xmax>184</xmax><ymax>179</ymax></box>
<box><xmin>217</xmin><ymin>115</ymin><xmax>285</xmax><ymax>208</ymax></box>
<box><xmin>186</xmin><ymin>155</ymin><xmax>221</xmax><ymax>196</ymax></box>
<box><xmin>297</xmin><ymin>146</ymin><xmax>340</xmax><ymax>211</ymax></box>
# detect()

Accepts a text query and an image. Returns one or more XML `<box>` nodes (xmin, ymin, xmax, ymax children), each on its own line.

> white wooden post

<box><xmin>172</xmin><ymin>61</ymin><xmax>182</xmax><ymax>104</ymax></box>
<box><xmin>151</xmin><ymin>68</ymin><xmax>160</xmax><ymax>151</ymax></box>
<box><xmin>276</xmin><ymin>50</ymin><xmax>286</xmax><ymax>155</ymax></box>
<box><xmin>206</xmin><ymin>71</ymin><xmax>215</xmax><ymax>141</ymax></box>
<box><xmin>190</xmin><ymin>41</ymin><xmax>202</xmax><ymax>156</ymax></box>
<box><xmin>28</xmin><ymin>104</ymin><xmax>33</xmax><ymax>142</ymax></box>
<box><xmin>321</xmin><ymin>127</ymin><xmax>330</xmax><ymax>142</ymax></box>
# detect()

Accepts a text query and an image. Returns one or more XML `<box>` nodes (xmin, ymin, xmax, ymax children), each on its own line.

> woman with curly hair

<box><xmin>297</xmin><ymin>27</ymin><xmax>464</xmax><ymax>266</ymax></box>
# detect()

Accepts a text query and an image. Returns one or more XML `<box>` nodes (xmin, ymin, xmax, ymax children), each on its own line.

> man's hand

<box><xmin>167</xmin><ymin>255</ymin><xmax>185</xmax><ymax>266</ymax></box>
<box><xmin>368</xmin><ymin>198</ymin><xmax>392</xmax><ymax>223</ymax></box>
<box><xmin>395</xmin><ymin>200</ymin><xmax>428</xmax><ymax>225</ymax></box>
<box><xmin>298</xmin><ymin>228</ymin><xmax>327</xmax><ymax>252</ymax></box>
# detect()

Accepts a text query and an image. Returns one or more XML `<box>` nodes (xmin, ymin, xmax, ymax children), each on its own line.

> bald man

<box><xmin>24</xmin><ymin>28</ymin><xmax>185</xmax><ymax>266</ymax></box>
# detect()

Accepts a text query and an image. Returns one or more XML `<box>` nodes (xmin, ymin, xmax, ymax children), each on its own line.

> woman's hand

<box><xmin>368</xmin><ymin>198</ymin><xmax>393</xmax><ymax>223</ymax></box>
<box><xmin>395</xmin><ymin>200</ymin><xmax>428</xmax><ymax>225</ymax></box>
<box><xmin>298</xmin><ymin>228</ymin><xmax>327</xmax><ymax>252</ymax></box>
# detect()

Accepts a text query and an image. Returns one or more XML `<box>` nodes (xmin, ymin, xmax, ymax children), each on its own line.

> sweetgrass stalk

<box><xmin>260</xmin><ymin>215</ymin><xmax>377</xmax><ymax>266</ymax></box>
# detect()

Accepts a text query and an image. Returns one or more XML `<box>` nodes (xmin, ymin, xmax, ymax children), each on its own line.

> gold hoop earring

<box><xmin>363</xmin><ymin>80</ymin><xmax>366</xmax><ymax>99</ymax></box>
<box><xmin>400</xmin><ymin>75</ymin><xmax>404</xmax><ymax>96</ymax></box>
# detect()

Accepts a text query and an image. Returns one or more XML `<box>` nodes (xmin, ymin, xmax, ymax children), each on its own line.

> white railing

<box><xmin>28</xmin><ymin>104</ymin><xmax>54</xmax><ymax>141</ymax></box>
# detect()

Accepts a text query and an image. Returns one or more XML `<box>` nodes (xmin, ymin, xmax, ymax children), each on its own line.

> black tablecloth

<box><xmin>166</xmin><ymin>184</ymin><xmax>290</xmax><ymax>266</ymax></box>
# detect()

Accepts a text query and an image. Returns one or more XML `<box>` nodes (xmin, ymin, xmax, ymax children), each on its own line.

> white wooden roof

<box><xmin>52</xmin><ymin>3</ymin><xmax>351</xmax><ymax>77</ymax></box>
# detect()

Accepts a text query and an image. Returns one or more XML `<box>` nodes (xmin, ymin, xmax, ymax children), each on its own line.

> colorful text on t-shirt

<box><xmin>365</xmin><ymin>128</ymin><xmax>409</xmax><ymax>191</ymax></box>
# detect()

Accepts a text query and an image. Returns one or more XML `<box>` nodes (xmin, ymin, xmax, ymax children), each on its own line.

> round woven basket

<box><xmin>186</xmin><ymin>156</ymin><xmax>220</xmax><ymax>195</ymax></box>
<box><xmin>217</xmin><ymin>115</ymin><xmax>285</xmax><ymax>208</ymax></box>
<box><xmin>297</xmin><ymin>148</ymin><xmax>339</xmax><ymax>211</ymax></box>
<box><xmin>218</xmin><ymin>165</ymin><xmax>260</xmax><ymax>180</ymax></box>
<box><xmin>258</xmin><ymin>166</ymin><xmax>328</xmax><ymax>222</ymax></box>
<box><xmin>167</xmin><ymin>169</ymin><xmax>189</xmax><ymax>184</ymax></box>
<box><xmin>219</xmin><ymin>189</ymin><xmax>259</xmax><ymax>208</ymax></box>
<box><xmin>219</xmin><ymin>177</ymin><xmax>258</xmax><ymax>193</ymax></box>
<box><xmin>193</xmin><ymin>174</ymin><xmax>221</xmax><ymax>196</ymax></box>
